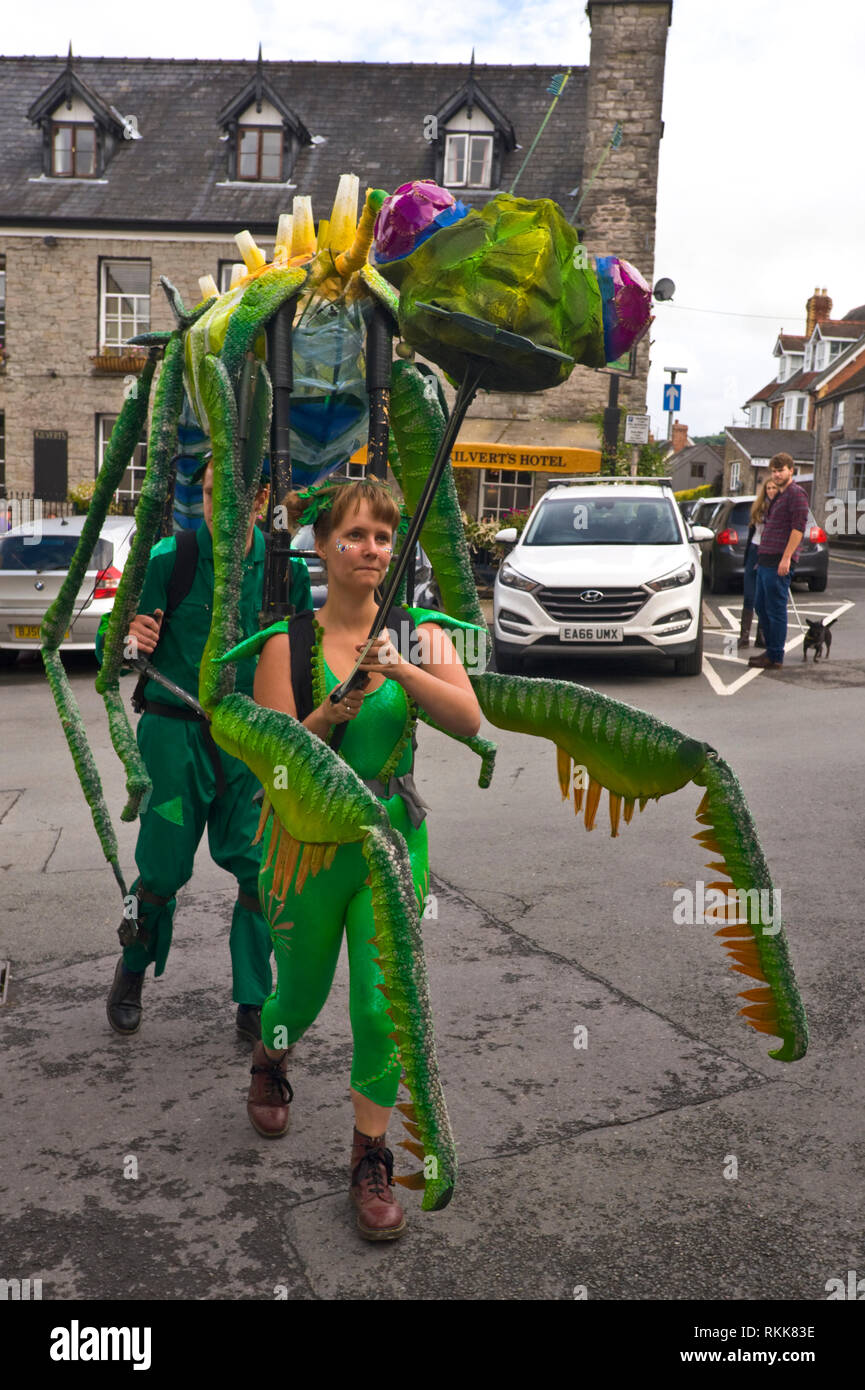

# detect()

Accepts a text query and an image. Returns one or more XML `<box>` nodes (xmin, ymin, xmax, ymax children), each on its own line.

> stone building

<box><xmin>0</xmin><ymin>2</ymin><xmax>673</xmax><ymax>519</ymax></box>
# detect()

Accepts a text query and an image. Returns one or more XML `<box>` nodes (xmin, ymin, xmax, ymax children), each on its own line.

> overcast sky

<box><xmin>4</xmin><ymin>0</ymin><xmax>863</xmax><ymax>438</ymax></box>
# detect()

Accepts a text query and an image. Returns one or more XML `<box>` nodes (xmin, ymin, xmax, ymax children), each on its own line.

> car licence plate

<box><xmin>13</xmin><ymin>624</ymin><xmax>69</xmax><ymax>640</ymax></box>
<box><xmin>560</xmin><ymin>625</ymin><xmax>623</xmax><ymax>642</ymax></box>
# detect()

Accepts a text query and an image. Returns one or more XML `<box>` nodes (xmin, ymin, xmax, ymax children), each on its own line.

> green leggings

<box><xmin>259</xmin><ymin>792</ymin><xmax>429</xmax><ymax>1108</ymax></box>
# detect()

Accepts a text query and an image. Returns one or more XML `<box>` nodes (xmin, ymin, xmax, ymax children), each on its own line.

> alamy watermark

<box><xmin>825</xmin><ymin>491</ymin><xmax>865</xmax><ymax>536</ymax></box>
<box><xmin>4</xmin><ymin>498</ymin><xmax>43</xmax><ymax>544</ymax></box>
<box><xmin>672</xmin><ymin>881</ymin><xmax>780</xmax><ymax>934</ymax></box>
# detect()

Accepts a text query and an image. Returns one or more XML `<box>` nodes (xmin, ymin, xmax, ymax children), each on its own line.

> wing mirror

<box><xmin>494</xmin><ymin>527</ymin><xmax>518</xmax><ymax>544</ymax></box>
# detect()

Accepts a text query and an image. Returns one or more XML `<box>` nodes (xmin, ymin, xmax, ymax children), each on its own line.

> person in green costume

<box><xmin>248</xmin><ymin>477</ymin><xmax>481</xmax><ymax>1240</ymax></box>
<box><xmin>104</xmin><ymin>459</ymin><xmax>312</xmax><ymax>1041</ymax></box>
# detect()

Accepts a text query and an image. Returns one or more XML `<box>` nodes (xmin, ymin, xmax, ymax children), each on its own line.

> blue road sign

<box><xmin>663</xmin><ymin>383</ymin><xmax>682</xmax><ymax>412</ymax></box>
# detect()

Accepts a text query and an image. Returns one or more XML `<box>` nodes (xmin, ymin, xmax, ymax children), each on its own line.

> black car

<box><xmin>290</xmin><ymin>525</ymin><xmax>440</xmax><ymax>609</ymax></box>
<box><xmin>698</xmin><ymin>497</ymin><xmax>829</xmax><ymax>593</ymax></box>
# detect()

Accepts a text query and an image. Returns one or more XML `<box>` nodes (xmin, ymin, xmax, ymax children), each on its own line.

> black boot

<box><xmin>107</xmin><ymin>958</ymin><xmax>144</xmax><ymax>1035</ymax></box>
<box><xmin>235</xmin><ymin>1004</ymin><xmax>262</xmax><ymax>1042</ymax></box>
<box><xmin>754</xmin><ymin>623</ymin><xmax>766</xmax><ymax>648</ymax></box>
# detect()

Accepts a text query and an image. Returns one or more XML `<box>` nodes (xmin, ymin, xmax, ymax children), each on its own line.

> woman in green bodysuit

<box><xmin>247</xmin><ymin>478</ymin><xmax>481</xmax><ymax>1240</ymax></box>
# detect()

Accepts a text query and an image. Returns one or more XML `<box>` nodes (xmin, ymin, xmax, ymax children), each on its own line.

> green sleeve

<box><xmin>137</xmin><ymin>546</ymin><xmax>172</xmax><ymax>619</ymax></box>
<box><xmin>289</xmin><ymin>556</ymin><xmax>312</xmax><ymax>613</ymax></box>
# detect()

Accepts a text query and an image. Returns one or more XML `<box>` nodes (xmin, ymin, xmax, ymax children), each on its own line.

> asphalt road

<box><xmin>1</xmin><ymin>555</ymin><xmax>864</xmax><ymax>1302</ymax></box>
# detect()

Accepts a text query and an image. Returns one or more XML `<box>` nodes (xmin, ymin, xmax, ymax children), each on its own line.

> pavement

<box><xmin>1</xmin><ymin>569</ymin><xmax>864</xmax><ymax>1302</ymax></box>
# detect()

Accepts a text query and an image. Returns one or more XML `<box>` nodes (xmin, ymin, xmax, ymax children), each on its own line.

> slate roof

<box><xmin>0</xmin><ymin>56</ymin><xmax>589</xmax><ymax>233</ymax></box>
<box><xmin>745</xmin><ymin>377</ymin><xmax>778</xmax><ymax>404</ymax></box>
<box><xmin>725</xmin><ymin>427</ymin><xmax>815</xmax><ymax>461</ymax></box>
<box><xmin>767</xmin><ymin>369</ymin><xmax>818</xmax><ymax>402</ymax></box>
<box><xmin>814</xmin><ymin>318</ymin><xmax>865</xmax><ymax>339</ymax></box>
<box><xmin>777</xmin><ymin>334</ymin><xmax>805</xmax><ymax>352</ymax></box>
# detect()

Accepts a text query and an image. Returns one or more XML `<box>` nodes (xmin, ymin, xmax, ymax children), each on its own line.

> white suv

<box><xmin>492</xmin><ymin>479</ymin><xmax>712</xmax><ymax>676</ymax></box>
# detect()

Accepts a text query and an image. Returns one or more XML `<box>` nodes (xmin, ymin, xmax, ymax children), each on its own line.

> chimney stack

<box><xmin>671</xmin><ymin>420</ymin><xmax>689</xmax><ymax>453</ymax></box>
<box><xmin>806</xmin><ymin>287</ymin><xmax>832</xmax><ymax>337</ymax></box>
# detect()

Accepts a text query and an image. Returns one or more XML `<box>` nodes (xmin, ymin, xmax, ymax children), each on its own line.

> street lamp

<box><xmin>663</xmin><ymin>365</ymin><xmax>688</xmax><ymax>442</ymax></box>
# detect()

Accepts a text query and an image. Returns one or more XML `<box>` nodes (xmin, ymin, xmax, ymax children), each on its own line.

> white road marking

<box><xmin>700</xmin><ymin>599</ymin><xmax>855</xmax><ymax>695</ymax></box>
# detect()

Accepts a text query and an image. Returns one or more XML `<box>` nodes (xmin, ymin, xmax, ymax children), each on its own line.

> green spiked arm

<box><xmin>472</xmin><ymin>670</ymin><xmax>708</xmax><ymax>803</ymax></box>
<box><xmin>220</xmin><ymin>266</ymin><xmax>308</xmax><ymax>388</ymax></box>
<box><xmin>692</xmin><ymin>752</ymin><xmax>808</xmax><ymax>1061</ymax></box>
<box><xmin>43</xmin><ymin>354</ymin><xmax>157</xmax><ymax>652</ymax></box>
<box><xmin>198</xmin><ymin>352</ymin><xmax>247</xmax><ymax>711</ymax></box>
<box><xmin>95</xmin><ymin>332</ymin><xmax>187</xmax><ymax>820</ymax></box>
<box><xmin>362</xmin><ymin>822</ymin><xmax>457</xmax><ymax>1211</ymax></box>
<box><xmin>39</xmin><ymin>352</ymin><xmax>158</xmax><ymax>886</ymax></box>
<box><xmin>389</xmin><ymin>359</ymin><xmax>487</xmax><ymax>631</ymax></box>
<box><xmin>97</xmin><ymin>333</ymin><xmax>186</xmax><ymax>693</ymax></box>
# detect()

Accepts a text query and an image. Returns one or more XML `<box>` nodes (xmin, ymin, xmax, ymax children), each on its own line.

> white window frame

<box><xmin>99</xmin><ymin>259</ymin><xmax>151</xmax><ymax>348</ymax></box>
<box><xmin>98</xmin><ymin>413</ymin><xmax>148</xmax><ymax>501</ymax></box>
<box><xmin>832</xmin><ymin>398</ymin><xmax>845</xmax><ymax>430</ymax></box>
<box><xmin>444</xmin><ymin>132</ymin><xmax>494</xmax><ymax>188</ymax></box>
<box><xmin>479</xmin><ymin>468</ymin><xmax>534</xmax><ymax>520</ymax></box>
<box><xmin>729</xmin><ymin>459</ymin><xmax>740</xmax><ymax>490</ymax></box>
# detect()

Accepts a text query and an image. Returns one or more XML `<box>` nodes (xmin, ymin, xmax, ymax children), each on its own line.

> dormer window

<box><xmin>433</xmin><ymin>55</ymin><xmax>516</xmax><ymax>196</ymax></box>
<box><xmin>52</xmin><ymin>121</ymin><xmax>96</xmax><ymax>178</ymax></box>
<box><xmin>218</xmin><ymin>49</ymin><xmax>311</xmax><ymax>185</ymax></box>
<box><xmin>27</xmin><ymin>49</ymin><xmax>126</xmax><ymax>181</ymax></box>
<box><xmin>444</xmin><ymin>131</ymin><xmax>494</xmax><ymax>188</ymax></box>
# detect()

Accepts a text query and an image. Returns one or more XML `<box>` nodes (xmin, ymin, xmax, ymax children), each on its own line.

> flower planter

<box><xmin>89</xmin><ymin>350</ymin><xmax>149</xmax><ymax>374</ymax></box>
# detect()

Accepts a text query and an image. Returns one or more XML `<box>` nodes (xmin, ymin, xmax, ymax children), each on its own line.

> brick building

<box><xmin>738</xmin><ymin>288</ymin><xmax>865</xmax><ymax>524</ymax></box>
<box><xmin>0</xmin><ymin>2</ymin><xmax>673</xmax><ymax>519</ymax></box>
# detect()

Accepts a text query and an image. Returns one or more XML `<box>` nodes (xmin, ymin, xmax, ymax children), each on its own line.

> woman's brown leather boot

<box><xmin>349</xmin><ymin>1128</ymin><xmax>406</xmax><ymax>1240</ymax></box>
<box><xmin>247</xmin><ymin>1042</ymin><xmax>293</xmax><ymax>1137</ymax></box>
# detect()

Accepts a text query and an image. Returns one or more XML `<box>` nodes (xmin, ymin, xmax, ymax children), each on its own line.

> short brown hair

<box><xmin>282</xmin><ymin>478</ymin><xmax>401</xmax><ymax>540</ymax></box>
<box><xmin>769</xmin><ymin>452</ymin><xmax>794</xmax><ymax>472</ymax></box>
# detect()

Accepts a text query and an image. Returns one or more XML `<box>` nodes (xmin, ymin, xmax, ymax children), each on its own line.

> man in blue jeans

<box><xmin>749</xmin><ymin>453</ymin><xmax>808</xmax><ymax>669</ymax></box>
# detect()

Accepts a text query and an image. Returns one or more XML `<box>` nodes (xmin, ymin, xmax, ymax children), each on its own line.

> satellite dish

<box><xmin>653</xmin><ymin>277</ymin><xmax>675</xmax><ymax>302</ymax></box>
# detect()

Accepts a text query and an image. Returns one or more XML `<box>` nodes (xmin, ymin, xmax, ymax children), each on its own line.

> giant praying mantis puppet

<box><xmin>42</xmin><ymin>176</ymin><xmax>808</xmax><ymax>1214</ymax></box>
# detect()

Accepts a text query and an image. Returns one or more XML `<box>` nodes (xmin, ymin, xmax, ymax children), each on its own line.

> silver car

<box><xmin>0</xmin><ymin>515</ymin><xmax>136</xmax><ymax>661</ymax></box>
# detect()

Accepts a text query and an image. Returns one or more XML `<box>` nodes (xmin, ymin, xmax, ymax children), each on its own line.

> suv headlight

<box><xmin>499</xmin><ymin>561</ymin><xmax>540</xmax><ymax>594</ymax></box>
<box><xmin>646</xmin><ymin>563</ymin><xmax>695</xmax><ymax>592</ymax></box>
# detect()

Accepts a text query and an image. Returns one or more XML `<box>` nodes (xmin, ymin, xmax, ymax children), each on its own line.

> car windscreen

<box><xmin>522</xmin><ymin>496</ymin><xmax>682</xmax><ymax>546</ymax></box>
<box><xmin>0</xmin><ymin>534</ymin><xmax>113</xmax><ymax>572</ymax></box>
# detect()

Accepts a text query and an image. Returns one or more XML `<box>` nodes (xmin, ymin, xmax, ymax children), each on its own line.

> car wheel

<box><xmin>808</xmin><ymin>574</ymin><xmax>827</xmax><ymax>592</ymax></box>
<box><xmin>673</xmin><ymin>614</ymin><xmax>703</xmax><ymax>677</ymax></box>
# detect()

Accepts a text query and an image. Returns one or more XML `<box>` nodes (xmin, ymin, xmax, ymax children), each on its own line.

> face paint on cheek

<box><xmin>336</xmin><ymin>540</ymin><xmax>349</xmax><ymax>553</ymax></box>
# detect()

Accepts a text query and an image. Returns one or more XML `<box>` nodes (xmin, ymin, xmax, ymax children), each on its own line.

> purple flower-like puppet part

<box><xmin>372</xmin><ymin>180</ymin><xmax>468</xmax><ymax>264</ymax></box>
<box><xmin>595</xmin><ymin>255</ymin><xmax>652</xmax><ymax>363</ymax></box>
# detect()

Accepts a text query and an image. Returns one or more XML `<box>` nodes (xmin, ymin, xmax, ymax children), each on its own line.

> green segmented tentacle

<box><xmin>692</xmin><ymin>752</ymin><xmax>808</xmax><ymax>1061</ymax></box>
<box><xmin>389</xmin><ymin>359</ymin><xmax>487</xmax><ymax>631</ymax></box>
<box><xmin>471</xmin><ymin>670</ymin><xmax>708</xmax><ymax>817</ymax></box>
<box><xmin>220</xmin><ymin>266</ymin><xmax>308</xmax><ymax>386</ymax></box>
<box><xmin>362</xmin><ymin>822</ymin><xmax>456</xmax><ymax>1211</ymax></box>
<box><xmin>95</xmin><ymin>330</ymin><xmax>187</xmax><ymax>819</ymax></box>
<box><xmin>198</xmin><ymin>352</ymin><xmax>246</xmax><ymax>710</ymax></box>
<box><xmin>40</xmin><ymin>351</ymin><xmax>159</xmax><ymax>887</ymax></box>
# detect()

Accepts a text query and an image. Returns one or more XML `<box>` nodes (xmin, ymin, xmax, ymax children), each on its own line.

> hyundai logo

<box><xmin>580</xmin><ymin>590</ymin><xmax>604</xmax><ymax>603</ymax></box>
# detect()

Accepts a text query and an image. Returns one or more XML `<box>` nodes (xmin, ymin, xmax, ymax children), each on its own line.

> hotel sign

<box><xmin>450</xmin><ymin>443</ymin><xmax>602</xmax><ymax>474</ymax></box>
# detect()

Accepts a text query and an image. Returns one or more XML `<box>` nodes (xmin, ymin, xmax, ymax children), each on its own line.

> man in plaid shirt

<box><xmin>748</xmin><ymin>452</ymin><xmax>809</xmax><ymax>669</ymax></box>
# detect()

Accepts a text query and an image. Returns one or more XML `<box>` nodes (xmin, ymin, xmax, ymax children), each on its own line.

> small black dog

<box><xmin>802</xmin><ymin>616</ymin><xmax>837</xmax><ymax>662</ymax></box>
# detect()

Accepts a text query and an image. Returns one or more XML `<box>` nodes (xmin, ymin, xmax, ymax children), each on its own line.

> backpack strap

<box><xmin>287</xmin><ymin>609</ymin><xmax>316</xmax><ymax>723</ymax></box>
<box><xmin>132</xmin><ymin>530</ymin><xmax>200</xmax><ymax>713</ymax></box>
